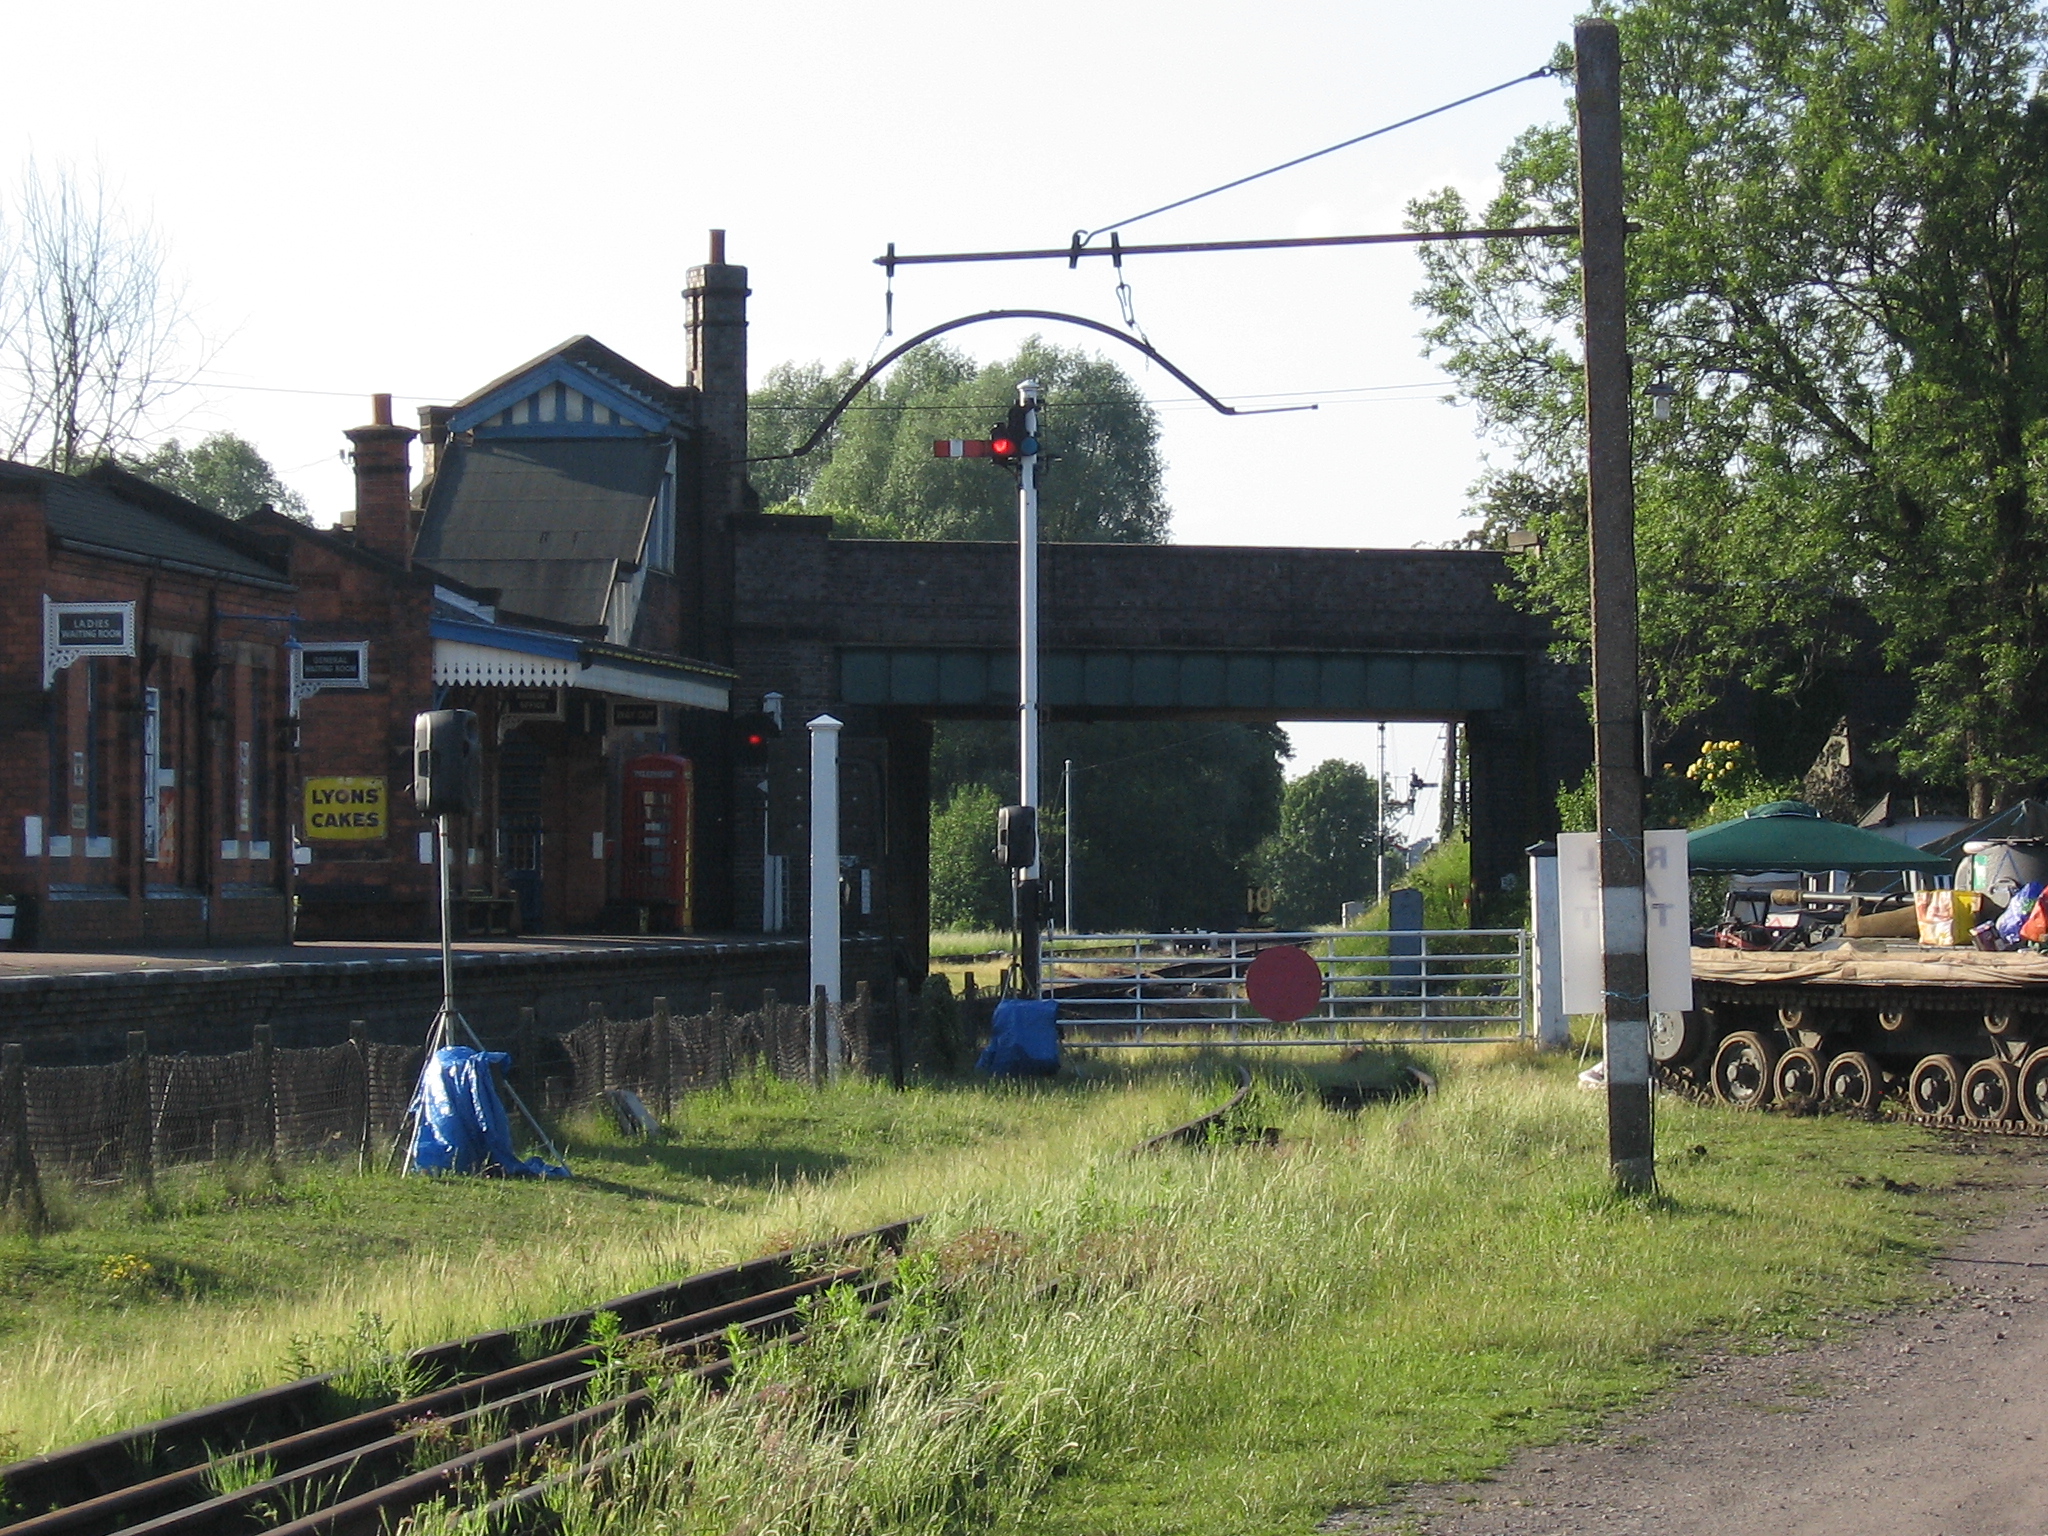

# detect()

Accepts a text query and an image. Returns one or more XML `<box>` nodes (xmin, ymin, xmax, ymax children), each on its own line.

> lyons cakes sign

<box><xmin>303</xmin><ymin>777</ymin><xmax>388</xmax><ymax>841</ymax></box>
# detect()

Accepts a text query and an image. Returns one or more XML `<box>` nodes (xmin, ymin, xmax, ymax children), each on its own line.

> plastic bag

<box><xmin>410</xmin><ymin>1046</ymin><xmax>570</xmax><ymax>1178</ymax></box>
<box><xmin>1917</xmin><ymin>890</ymin><xmax>1981</xmax><ymax>946</ymax></box>
<box><xmin>1997</xmin><ymin>881</ymin><xmax>2044</xmax><ymax>946</ymax></box>
<box><xmin>2025</xmin><ymin>901</ymin><xmax>2048</xmax><ymax>945</ymax></box>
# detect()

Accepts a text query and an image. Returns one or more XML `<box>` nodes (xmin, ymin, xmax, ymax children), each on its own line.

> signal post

<box><xmin>935</xmin><ymin>381</ymin><xmax>1047</xmax><ymax>997</ymax></box>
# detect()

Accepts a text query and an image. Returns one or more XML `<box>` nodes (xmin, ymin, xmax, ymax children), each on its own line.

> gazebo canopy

<box><xmin>1688</xmin><ymin>801</ymin><xmax>1952</xmax><ymax>874</ymax></box>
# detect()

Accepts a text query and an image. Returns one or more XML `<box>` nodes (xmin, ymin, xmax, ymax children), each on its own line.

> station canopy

<box><xmin>1687</xmin><ymin>801</ymin><xmax>1953</xmax><ymax>874</ymax></box>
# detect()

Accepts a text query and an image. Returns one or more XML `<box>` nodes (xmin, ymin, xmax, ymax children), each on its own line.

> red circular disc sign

<box><xmin>1245</xmin><ymin>945</ymin><xmax>1323</xmax><ymax>1023</ymax></box>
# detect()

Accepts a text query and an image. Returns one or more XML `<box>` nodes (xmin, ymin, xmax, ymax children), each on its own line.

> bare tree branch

<box><xmin>0</xmin><ymin>161</ymin><xmax>193</xmax><ymax>472</ymax></box>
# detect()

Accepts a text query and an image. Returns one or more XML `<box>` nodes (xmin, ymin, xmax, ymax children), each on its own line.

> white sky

<box><xmin>3</xmin><ymin>0</ymin><xmax>1588</xmax><ymax>845</ymax></box>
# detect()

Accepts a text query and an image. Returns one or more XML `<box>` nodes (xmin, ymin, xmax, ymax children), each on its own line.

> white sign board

<box><xmin>43</xmin><ymin>597</ymin><xmax>136</xmax><ymax>688</ymax></box>
<box><xmin>1556</xmin><ymin>829</ymin><xmax>1694</xmax><ymax>1015</ymax></box>
<box><xmin>290</xmin><ymin>642</ymin><xmax>370</xmax><ymax>712</ymax></box>
<box><xmin>1557</xmin><ymin>833</ymin><xmax>1606</xmax><ymax>1015</ymax></box>
<box><xmin>1644</xmin><ymin>828</ymin><xmax>1695</xmax><ymax>1012</ymax></box>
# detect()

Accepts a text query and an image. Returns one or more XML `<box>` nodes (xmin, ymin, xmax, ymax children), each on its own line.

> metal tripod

<box><xmin>396</xmin><ymin>816</ymin><xmax>562</xmax><ymax>1172</ymax></box>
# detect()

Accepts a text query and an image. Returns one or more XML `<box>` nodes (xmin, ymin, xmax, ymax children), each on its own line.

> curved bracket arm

<box><xmin>741</xmin><ymin>308</ymin><xmax>1313</xmax><ymax>465</ymax></box>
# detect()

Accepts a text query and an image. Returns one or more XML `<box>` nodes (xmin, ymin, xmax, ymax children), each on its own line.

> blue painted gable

<box><xmin>450</xmin><ymin>357</ymin><xmax>674</xmax><ymax>439</ymax></box>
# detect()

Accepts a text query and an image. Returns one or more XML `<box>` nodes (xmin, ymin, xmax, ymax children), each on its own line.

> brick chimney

<box><xmin>683</xmin><ymin>230</ymin><xmax>750</xmax><ymax>523</ymax></box>
<box><xmin>344</xmin><ymin>394</ymin><xmax>418</xmax><ymax>565</ymax></box>
<box><xmin>416</xmin><ymin>404</ymin><xmax>453</xmax><ymax>484</ymax></box>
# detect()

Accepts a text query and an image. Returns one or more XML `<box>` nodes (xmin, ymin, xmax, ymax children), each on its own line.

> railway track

<box><xmin>0</xmin><ymin>1221</ymin><xmax>911</xmax><ymax>1536</ymax></box>
<box><xmin>3</xmin><ymin>1072</ymin><xmax>1266</xmax><ymax>1536</ymax></box>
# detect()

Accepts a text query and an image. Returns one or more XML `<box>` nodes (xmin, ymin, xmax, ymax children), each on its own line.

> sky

<box><xmin>1</xmin><ymin>0</ymin><xmax>1590</xmax><ymax>846</ymax></box>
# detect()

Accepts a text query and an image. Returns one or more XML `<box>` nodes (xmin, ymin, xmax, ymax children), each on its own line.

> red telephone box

<box><xmin>620</xmin><ymin>754</ymin><xmax>693</xmax><ymax>928</ymax></box>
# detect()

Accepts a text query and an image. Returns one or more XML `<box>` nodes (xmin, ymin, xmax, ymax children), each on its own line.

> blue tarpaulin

<box><xmin>977</xmin><ymin>999</ymin><xmax>1060</xmax><ymax>1077</ymax></box>
<box><xmin>410</xmin><ymin>1046</ymin><xmax>569</xmax><ymax>1178</ymax></box>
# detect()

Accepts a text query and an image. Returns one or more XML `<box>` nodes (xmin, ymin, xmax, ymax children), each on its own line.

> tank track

<box><xmin>1654</xmin><ymin>1064</ymin><xmax>2048</xmax><ymax>1138</ymax></box>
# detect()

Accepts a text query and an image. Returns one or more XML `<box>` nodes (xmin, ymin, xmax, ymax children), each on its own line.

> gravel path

<box><xmin>1329</xmin><ymin>1142</ymin><xmax>2048</xmax><ymax>1536</ymax></box>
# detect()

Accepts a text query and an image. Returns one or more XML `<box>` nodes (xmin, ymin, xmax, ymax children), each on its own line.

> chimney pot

<box><xmin>709</xmin><ymin>229</ymin><xmax>726</xmax><ymax>264</ymax></box>
<box><xmin>344</xmin><ymin>399</ymin><xmax>418</xmax><ymax>564</ymax></box>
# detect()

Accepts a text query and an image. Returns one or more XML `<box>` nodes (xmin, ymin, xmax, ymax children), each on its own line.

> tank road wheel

<box><xmin>1823</xmin><ymin>1050</ymin><xmax>1887</xmax><ymax>1113</ymax></box>
<box><xmin>1651</xmin><ymin>1010</ymin><xmax>1708</xmax><ymax>1068</ymax></box>
<box><xmin>1909</xmin><ymin>1055</ymin><xmax>1966</xmax><ymax>1122</ymax></box>
<box><xmin>1962</xmin><ymin>1057</ymin><xmax>2020</xmax><ymax>1123</ymax></box>
<box><xmin>2019</xmin><ymin>1049</ymin><xmax>2048</xmax><ymax>1129</ymax></box>
<box><xmin>1712</xmin><ymin>1030</ymin><xmax>1781</xmax><ymax>1108</ymax></box>
<box><xmin>1773</xmin><ymin>1047</ymin><xmax>1827</xmax><ymax>1108</ymax></box>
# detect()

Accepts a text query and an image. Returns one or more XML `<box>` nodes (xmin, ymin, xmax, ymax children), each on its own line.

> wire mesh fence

<box><xmin>0</xmin><ymin>976</ymin><xmax>984</xmax><ymax>1219</ymax></box>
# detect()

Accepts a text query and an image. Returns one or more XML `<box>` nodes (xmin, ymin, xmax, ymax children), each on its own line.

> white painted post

<box><xmin>1528</xmin><ymin>844</ymin><xmax>1569</xmax><ymax>1049</ymax></box>
<box><xmin>807</xmin><ymin>715</ymin><xmax>843</xmax><ymax>1074</ymax></box>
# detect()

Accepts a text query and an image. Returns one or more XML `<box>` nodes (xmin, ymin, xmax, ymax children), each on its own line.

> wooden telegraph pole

<box><xmin>1576</xmin><ymin>18</ymin><xmax>1654</xmax><ymax>1191</ymax></box>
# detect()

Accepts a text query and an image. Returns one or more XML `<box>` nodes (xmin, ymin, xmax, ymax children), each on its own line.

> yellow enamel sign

<box><xmin>304</xmin><ymin>776</ymin><xmax>387</xmax><ymax>840</ymax></box>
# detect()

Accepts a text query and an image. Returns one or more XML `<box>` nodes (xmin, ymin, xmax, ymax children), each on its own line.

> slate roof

<box><xmin>2</xmin><ymin>459</ymin><xmax>290</xmax><ymax>587</ymax></box>
<box><xmin>411</xmin><ymin>438</ymin><xmax>671</xmax><ymax>630</ymax></box>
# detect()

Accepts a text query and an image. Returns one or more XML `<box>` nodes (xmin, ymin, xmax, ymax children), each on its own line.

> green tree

<box><xmin>1410</xmin><ymin>0</ymin><xmax>2048</xmax><ymax>812</ymax></box>
<box><xmin>130</xmin><ymin>432</ymin><xmax>310</xmax><ymax>521</ymax></box>
<box><xmin>929</xmin><ymin>782</ymin><xmax>1009</xmax><ymax>931</ymax></box>
<box><xmin>934</xmin><ymin>720</ymin><xmax>1286</xmax><ymax>933</ymax></box>
<box><xmin>1257</xmin><ymin>760</ymin><xmax>1390</xmax><ymax>928</ymax></box>
<box><xmin>749</xmin><ymin>338</ymin><xmax>1169</xmax><ymax>543</ymax></box>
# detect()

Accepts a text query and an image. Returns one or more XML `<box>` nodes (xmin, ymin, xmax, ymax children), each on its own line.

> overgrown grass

<box><xmin>928</xmin><ymin>931</ymin><xmax>1009</xmax><ymax>960</ymax></box>
<box><xmin>411</xmin><ymin>1053</ymin><xmax>2001</xmax><ymax>1536</ymax></box>
<box><xmin>4</xmin><ymin>1052</ymin><xmax>2012</xmax><ymax>1536</ymax></box>
<box><xmin>0</xmin><ymin>1068</ymin><xmax>1208</xmax><ymax>1455</ymax></box>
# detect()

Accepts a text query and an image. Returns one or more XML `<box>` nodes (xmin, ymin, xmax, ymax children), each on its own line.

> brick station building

<box><xmin>247</xmin><ymin>383</ymin><xmax>734</xmax><ymax>941</ymax></box>
<box><xmin>0</xmin><ymin>461</ymin><xmax>299</xmax><ymax>948</ymax></box>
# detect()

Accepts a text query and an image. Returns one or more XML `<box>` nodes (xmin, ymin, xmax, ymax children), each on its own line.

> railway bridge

<box><xmin>724</xmin><ymin>513</ymin><xmax>1589</xmax><ymax>975</ymax></box>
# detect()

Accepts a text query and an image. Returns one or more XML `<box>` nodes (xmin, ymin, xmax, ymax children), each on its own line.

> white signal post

<box><xmin>1016</xmin><ymin>380</ymin><xmax>1044</xmax><ymax>996</ymax></box>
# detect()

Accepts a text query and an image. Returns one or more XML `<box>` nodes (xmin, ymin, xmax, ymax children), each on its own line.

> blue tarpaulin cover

<box><xmin>977</xmin><ymin>999</ymin><xmax>1060</xmax><ymax>1077</ymax></box>
<box><xmin>410</xmin><ymin>1046</ymin><xmax>569</xmax><ymax>1178</ymax></box>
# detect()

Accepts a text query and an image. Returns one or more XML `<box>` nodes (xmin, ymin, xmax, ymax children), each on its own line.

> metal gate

<box><xmin>1041</xmin><ymin>929</ymin><xmax>1528</xmax><ymax>1047</ymax></box>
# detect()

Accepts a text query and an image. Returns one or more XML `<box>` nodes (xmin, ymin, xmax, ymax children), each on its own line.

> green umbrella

<box><xmin>1687</xmin><ymin>801</ymin><xmax>1952</xmax><ymax>874</ymax></box>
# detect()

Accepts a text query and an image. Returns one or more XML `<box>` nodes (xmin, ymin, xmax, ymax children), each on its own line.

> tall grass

<box><xmin>0</xmin><ymin>1073</ymin><xmax>1210</xmax><ymax>1456</ymax></box>
<box><xmin>407</xmin><ymin>1055</ymin><xmax>1978</xmax><ymax>1536</ymax></box>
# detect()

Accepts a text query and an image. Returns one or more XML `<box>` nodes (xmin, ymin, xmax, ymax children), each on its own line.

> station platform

<box><xmin>0</xmin><ymin>933</ymin><xmax>894</xmax><ymax>1065</ymax></box>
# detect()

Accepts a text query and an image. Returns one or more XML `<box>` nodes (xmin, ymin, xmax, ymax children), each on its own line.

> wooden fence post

<box><xmin>891</xmin><ymin>977</ymin><xmax>910</xmax><ymax>1090</ymax></box>
<box><xmin>852</xmin><ymin>980</ymin><xmax>872</xmax><ymax>1076</ymax></box>
<box><xmin>589</xmin><ymin>1001</ymin><xmax>608</xmax><ymax>1097</ymax></box>
<box><xmin>1</xmin><ymin>1043</ymin><xmax>46</xmax><ymax>1231</ymax></box>
<box><xmin>709</xmin><ymin>992</ymin><xmax>728</xmax><ymax>1087</ymax></box>
<box><xmin>251</xmin><ymin>1024</ymin><xmax>277</xmax><ymax>1168</ymax></box>
<box><xmin>348</xmin><ymin>1021</ymin><xmax>372</xmax><ymax>1171</ymax></box>
<box><xmin>126</xmin><ymin>1031</ymin><xmax>153</xmax><ymax>1196</ymax></box>
<box><xmin>652</xmin><ymin>997</ymin><xmax>673</xmax><ymax>1115</ymax></box>
<box><xmin>514</xmin><ymin>1007</ymin><xmax>537</xmax><ymax>1100</ymax></box>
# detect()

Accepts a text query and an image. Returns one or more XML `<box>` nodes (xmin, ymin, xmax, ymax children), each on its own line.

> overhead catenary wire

<box><xmin>1073</xmin><ymin>62</ymin><xmax>1565</xmax><ymax>249</ymax></box>
<box><xmin>748</xmin><ymin>380</ymin><xmax>1451</xmax><ymax>413</ymax></box>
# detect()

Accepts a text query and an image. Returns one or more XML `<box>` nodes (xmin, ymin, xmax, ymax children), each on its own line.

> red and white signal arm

<box><xmin>932</xmin><ymin>439</ymin><xmax>993</xmax><ymax>458</ymax></box>
<box><xmin>621</xmin><ymin>754</ymin><xmax>694</xmax><ymax>925</ymax></box>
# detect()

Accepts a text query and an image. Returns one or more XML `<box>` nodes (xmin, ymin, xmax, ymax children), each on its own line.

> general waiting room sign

<box><xmin>304</xmin><ymin>777</ymin><xmax>387</xmax><ymax>840</ymax></box>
